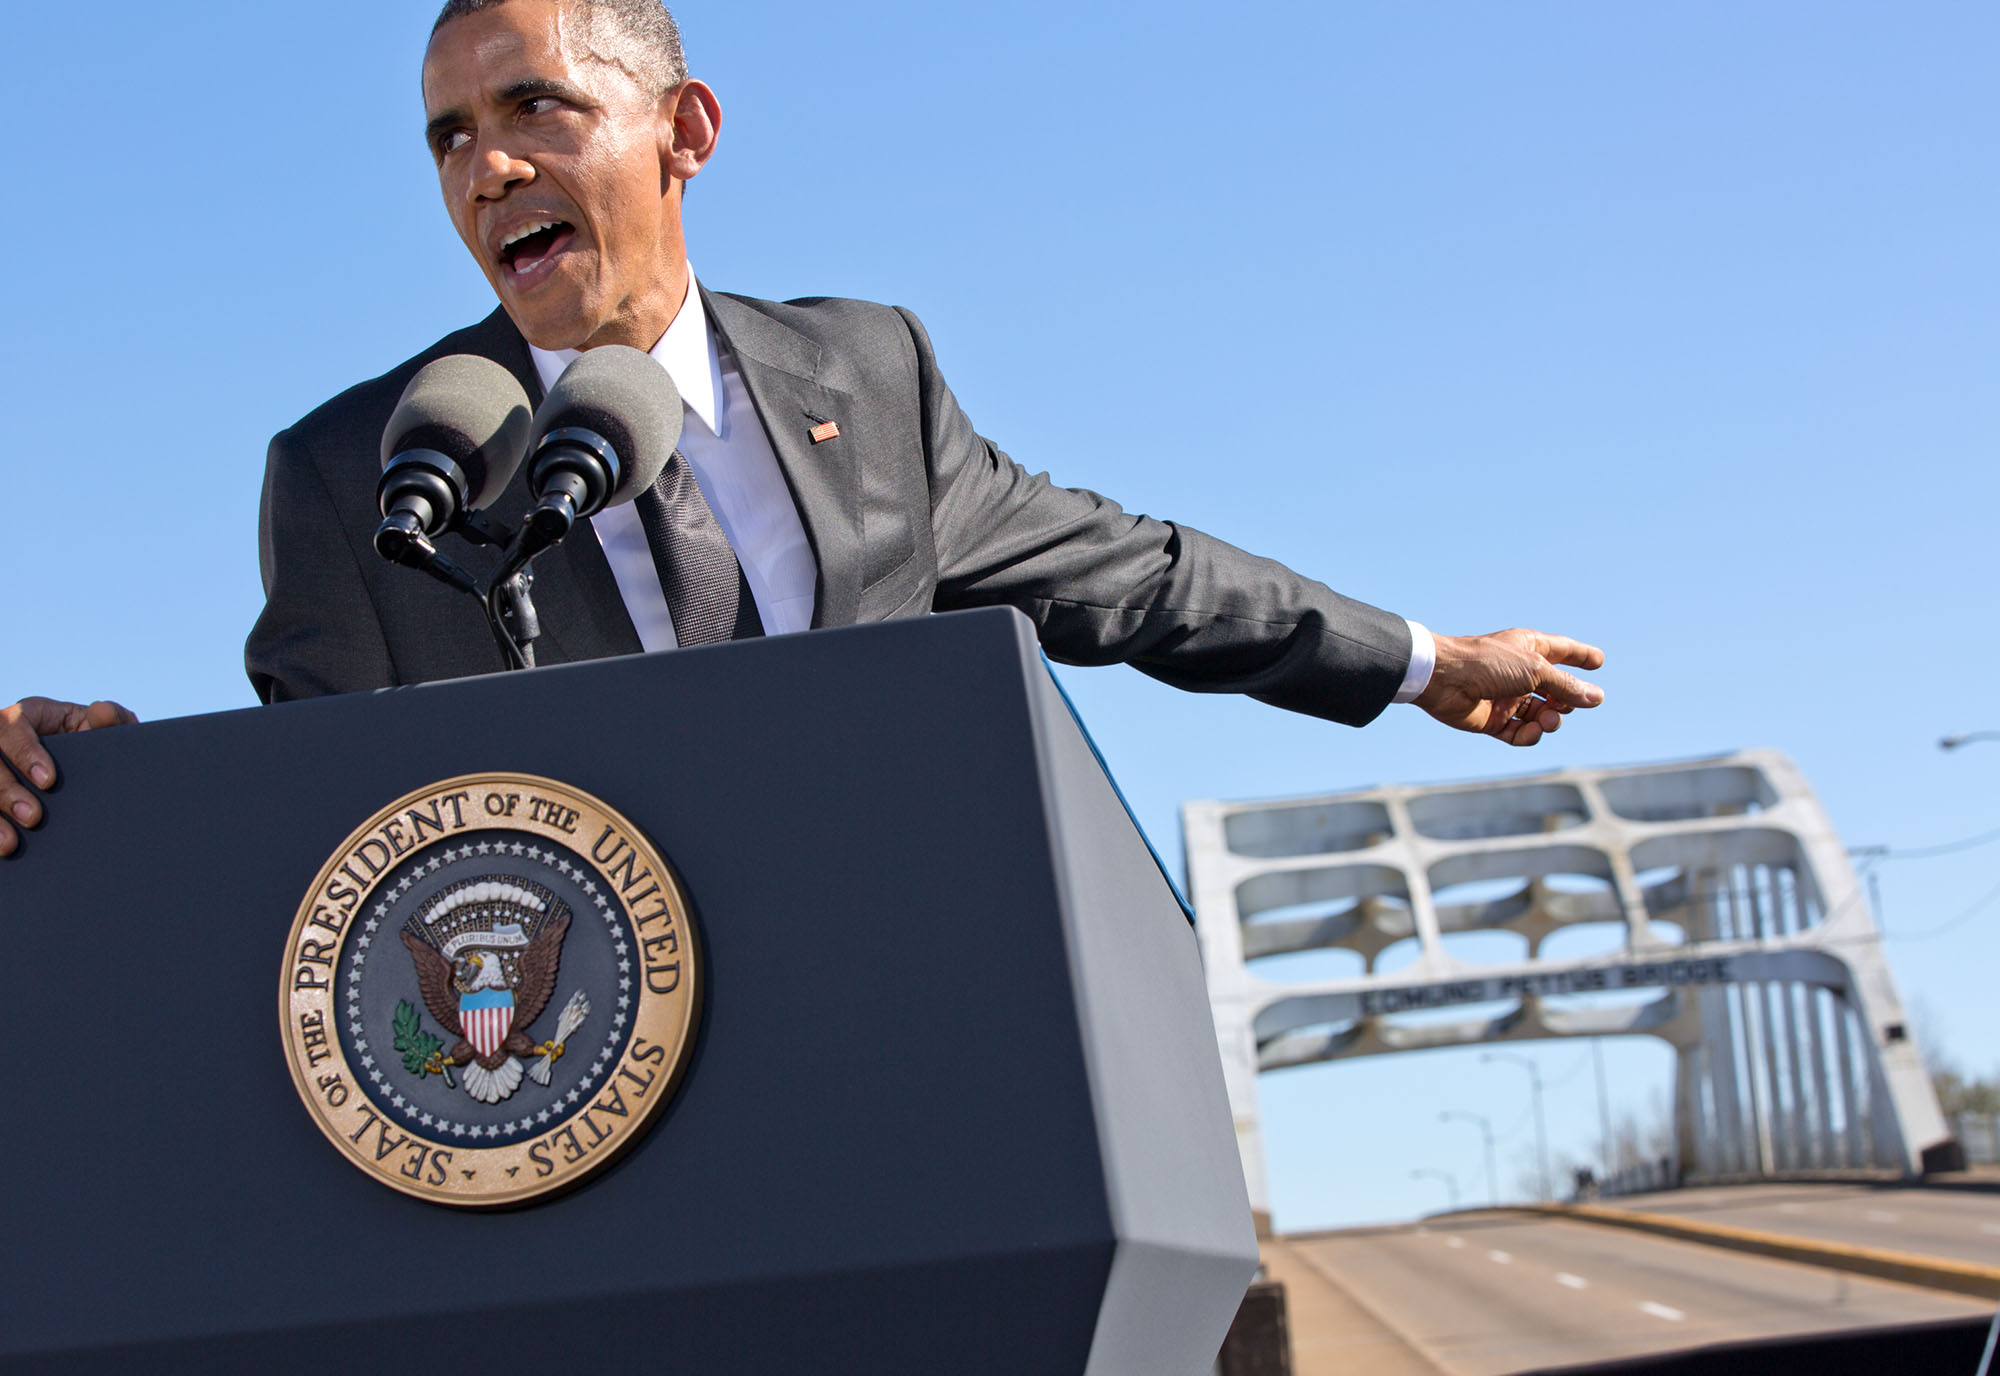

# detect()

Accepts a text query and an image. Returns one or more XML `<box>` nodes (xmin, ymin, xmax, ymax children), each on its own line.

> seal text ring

<box><xmin>280</xmin><ymin>773</ymin><xmax>700</xmax><ymax>1206</ymax></box>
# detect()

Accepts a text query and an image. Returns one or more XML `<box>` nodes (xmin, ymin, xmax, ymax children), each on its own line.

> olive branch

<box><xmin>393</xmin><ymin>999</ymin><xmax>455</xmax><ymax>1088</ymax></box>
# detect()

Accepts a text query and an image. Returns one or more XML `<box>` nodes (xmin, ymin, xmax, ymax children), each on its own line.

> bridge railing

<box><xmin>1951</xmin><ymin>1112</ymin><xmax>1998</xmax><ymax>1165</ymax></box>
<box><xmin>1587</xmin><ymin>1157</ymin><xmax>1684</xmax><ymax>1199</ymax></box>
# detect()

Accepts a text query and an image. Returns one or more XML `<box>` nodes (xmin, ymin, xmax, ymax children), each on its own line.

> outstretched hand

<box><xmin>0</xmin><ymin>697</ymin><xmax>138</xmax><ymax>856</ymax></box>
<box><xmin>1413</xmin><ymin>629</ymin><xmax>1604</xmax><ymax>747</ymax></box>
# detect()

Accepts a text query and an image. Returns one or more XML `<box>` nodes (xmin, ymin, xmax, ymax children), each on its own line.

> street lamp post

<box><xmin>1440</xmin><ymin>1109</ymin><xmax>1498</xmax><ymax>1207</ymax></box>
<box><xmin>1411</xmin><ymin>1167</ymin><xmax>1461</xmax><ymax>1211</ymax></box>
<box><xmin>1592</xmin><ymin>1037</ymin><xmax>1614</xmax><ymax>1184</ymax></box>
<box><xmin>1483</xmin><ymin>1049</ymin><xmax>1552</xmax><ymax>1201</ymax></box>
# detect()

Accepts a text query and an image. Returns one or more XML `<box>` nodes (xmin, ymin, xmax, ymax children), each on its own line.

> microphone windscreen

<box><xmin>380</xmin><ymin>355</ymin><xmax>534</xmax><ymax>510</ymax></box>
<box><xmin>530</xmin><ymin>346</ymin><xmax>683</xmax><ymax>507</ymax></box>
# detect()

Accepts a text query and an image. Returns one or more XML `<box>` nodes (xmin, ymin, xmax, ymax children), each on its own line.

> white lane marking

<box><xmin>1864</xmin><ymin>1210</ymin><xmax>1900</xmax><ymax>1223</ymax></box>
<box><xmin>1639</xmin><ymin>1302</ymin><xmax>1685</xmax><ymax>1322</ymax></box>
<box><xmin>1414</xmin><ymin>1225</ymin><xmax>1430</xmax><ymax>1235</ymax></box>
<box><xmin>1778</xmin><ymin>1203</ymin><xmax>1805</xmax><ymax>1214</ymax></box>
<box><xmin>1556</xmin><ymin>1273</ymin><xmax>1588</xmax><ymax>1290</ymax></box>
<box><xmin>1488</xmin><ymin>1250</ymin><xmax>1514</xmax><ymax>1264</ymax></box>
<box><xmin>1445</xmin><ymin>1236</ymin><xmax>1465</xmax><ymax>1249</ymax></box>
<box><xmin>1981</xmin><ymin>1224</ymin><xmax>2000</xmax><ymax>1237</ymax></box>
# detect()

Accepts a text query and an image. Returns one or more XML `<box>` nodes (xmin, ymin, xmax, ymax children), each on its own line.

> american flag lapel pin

<box><xmin>809</xmin><ymin>419</ymin><xmax>841</xmax><ymax>444</ymax></box>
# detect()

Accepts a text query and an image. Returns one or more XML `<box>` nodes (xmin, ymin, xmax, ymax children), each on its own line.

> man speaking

<box><xmin>0</xmin><ymin>0</ymin><xmax>1603</xmax><ymax>856</ymax></box>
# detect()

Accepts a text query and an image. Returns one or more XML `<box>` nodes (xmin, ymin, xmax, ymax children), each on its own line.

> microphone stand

<box><xmin>480</xmin><ymin>493</ymin><xmax>586</xmax><ymax>671</ymax></box>
<box><xmin>491</xmin><ymin>569</ymin><xmax>541</xmax><ymax>669</ymax></box>
<box><xmin>475</xmin><ymin>430</ymin><xmax>645</xmax><ymax>671</ymax></box>
<box><xmin>375</xmin><ymin>508</ymin><xmax>545</xmax><ymax>671</ymax></box>
<box><xmin>377</xmin><ymin>429</ymin><xmax>643</xmax><ymax>672</ymax></box>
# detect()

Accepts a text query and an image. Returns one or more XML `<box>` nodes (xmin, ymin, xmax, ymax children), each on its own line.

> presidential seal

<box><xmin>280</xmin><ymin>774</ymin><xmax>700</xmax><ymax>1206</ymax></box>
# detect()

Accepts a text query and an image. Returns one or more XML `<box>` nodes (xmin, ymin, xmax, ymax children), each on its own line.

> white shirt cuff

<box><xmin>1393</xmin><ymin>619</ymin><xmax>1435</xmax><ymax>705</ymax></box>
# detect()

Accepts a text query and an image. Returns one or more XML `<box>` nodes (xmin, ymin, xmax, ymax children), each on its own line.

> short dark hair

<box><xmin>432</xmin><ymin>0</ymin><xmax>688</xmax><ymax>97</ymax></box>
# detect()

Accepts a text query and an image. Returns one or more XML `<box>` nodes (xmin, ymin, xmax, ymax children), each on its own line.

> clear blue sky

<box><xmin>6</xmin><ymin>1</ymin><xmax>1994</xmax><ymax>1230</ymax></box>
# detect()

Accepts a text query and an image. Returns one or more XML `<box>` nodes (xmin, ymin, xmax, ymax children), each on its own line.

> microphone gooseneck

<box><xmin>523</xmin><ymin>426</ymin><xmax>622</xmax><ymax>544</ymax></box>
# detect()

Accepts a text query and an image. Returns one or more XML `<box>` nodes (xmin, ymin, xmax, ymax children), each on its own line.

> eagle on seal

<box><xmin>401</xmin><ymin>885</ymin><xmax>573</xmax><ymax>1105</ymax></box>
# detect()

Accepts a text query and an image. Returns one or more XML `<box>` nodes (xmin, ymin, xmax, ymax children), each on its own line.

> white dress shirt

<box><xmin>531</xmin><ymin>274</ymin><xmax>817</xmax><ymax>650</ymax></box>
<box><xmin>1397</xmin><ymin>622</ymin><xmax>1435</xmax><ymax>704</ymax></box>
<box><xmin>532</xmin><ymin>271</ymin><xmax>1436</xmax><ymax>700</ymax></box>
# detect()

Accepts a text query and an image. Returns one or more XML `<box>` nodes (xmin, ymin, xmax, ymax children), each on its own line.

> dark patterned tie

<box><xmin>632</xmin><ymin>449</ymin><xmax>765</xmax><ymax>646</ymax></box>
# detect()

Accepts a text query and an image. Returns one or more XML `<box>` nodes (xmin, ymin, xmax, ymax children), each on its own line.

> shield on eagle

<box><xmin>460</xmin><ymin>988</ymin><xmax>515</xmax><ymax>1058</ymax></box>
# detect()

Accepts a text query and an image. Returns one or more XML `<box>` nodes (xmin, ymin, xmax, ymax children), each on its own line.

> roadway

<box><xmin>1605</xmin><ymin>1181</ymin><xmax>2000</xmax><ymax>1270</ymax></box>
<box><xmin>1270</xmin><ymin>1202</ymin><xmax>1993</xmax><ymax>1374</ymax></box>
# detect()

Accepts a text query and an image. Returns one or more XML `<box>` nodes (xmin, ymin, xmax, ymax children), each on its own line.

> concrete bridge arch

<box><xmin>1182</xmin><ymin>750</ymin><xmax>1956</xmax><ymax>1226</ymax></box>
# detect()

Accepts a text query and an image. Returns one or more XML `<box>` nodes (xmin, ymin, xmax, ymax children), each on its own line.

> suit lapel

<box><xmin>454</xmin><ymin>290</ymin><xmax>866</xmax><ymax>654</ymax></box>
<box><xmin>458</xmin><ymin>309</ymin><xmax>644</xmax><ymax>664</ymax></box>
<box><xmin>702</xmin><ymin>288</ymin><xmax>864</xmax><ymax>630</ymax></box>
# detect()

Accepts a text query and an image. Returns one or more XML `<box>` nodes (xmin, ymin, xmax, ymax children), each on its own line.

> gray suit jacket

<box><xmin>246</xmin><ymin>290</ymin><xmax>1412</xmax><ymax>724</ymax></box>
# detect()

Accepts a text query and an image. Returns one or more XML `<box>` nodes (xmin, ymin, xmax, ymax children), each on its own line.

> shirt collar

<box><xmin>526</xmin><ymin>266</ymin><xmax>726</xmax><ymax>437</ymax></box>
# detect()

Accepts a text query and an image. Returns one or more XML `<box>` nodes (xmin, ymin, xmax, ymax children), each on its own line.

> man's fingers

<box><xmin>1485</xmin><ymin>696</ymin><xmax>1538</xmax><ymax>740</ymax></box>
<box><xmin>0</xmin><ymin>704</ymin><xmax>55</xmax><ymax>845</ymax></box>
<box><xmin>0</xmin><ymin>705</ymin><xmax>58</xmax><ymax>791</ymax></box>
<box><xmin>0</xmin><ymin>760</ymin><xmax>43</xmax><ymax>840</ymax></box>
<box><xmin>1506</xmin><ymin>696</ymin><xmax>1565</xmax><ymax>735</ymax></box>
<box><xmin>1534</xmin><ymin>663</ymin><xmax>1603</xmax><ymax>709</ymax></box>
<box><xmin>1531</xmin><ymin>633</ymin><xmax>1606</xmax><ymax>673</ymax></box>
<box><xmin>81</xmin><ymin>700</ymin><xmax>138</xmax><ymax>730</ymax></box>
<box><xmin>0</xmin><ymin>697</ymin><xmax>135</xmax><ymax>855</ymax></box>
<box><xmin>1422</xmin><ymin>631</ymin><xmax>1602</xmax><ymax>747</ymax></box>
<box><xmin>1469</xmin><ymin>694</ymin><xmax>1564</xmax><ymax>747</ymax></box>
<box><xmin>1493</xmin><ymin>716</ymin><xmax>1544</xmax><ymax>747</ymax></box>
<box><xmin>0</xmin><ymin>696</ymin><xmax>136</xmax><ymax>857</ymax></box>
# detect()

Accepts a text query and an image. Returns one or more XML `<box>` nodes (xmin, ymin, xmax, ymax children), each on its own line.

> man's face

<box><xmin>422</xmin><ymin>0</ymin><xmax>682</xmax><ymax>352</ymax></box>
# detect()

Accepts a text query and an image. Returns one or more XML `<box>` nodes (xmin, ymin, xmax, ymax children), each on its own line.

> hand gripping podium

<box><xmin>1</xmin><ymin>608</ymin><xmax>1257</xmax><ymax>1374</ymax></box>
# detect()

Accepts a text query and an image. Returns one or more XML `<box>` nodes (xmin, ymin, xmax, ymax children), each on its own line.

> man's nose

<box><xmin>471</xmin><ymin>145</ymin><xmax>535</xmax><ymax>201</ymax></box>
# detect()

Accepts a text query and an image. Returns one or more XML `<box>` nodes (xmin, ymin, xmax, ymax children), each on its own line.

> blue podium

<box><xmin>1</xmin><ymin>608</ymin><xmax>1255</xmax><ymax>1374</ymax></box>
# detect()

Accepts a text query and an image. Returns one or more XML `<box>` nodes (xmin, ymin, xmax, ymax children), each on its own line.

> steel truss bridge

<box><xmin>1183</xmin><ymin>750</ymin><xmax>1956</xmax><ymax>1224</ymax></box>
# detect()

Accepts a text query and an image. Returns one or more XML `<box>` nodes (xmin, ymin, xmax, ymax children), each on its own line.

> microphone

<box><xmin>520</xmin><ymin>345</ymin><xmax>682</xmax><ymax>545</ymax></box>
<box><xmin>374</xmin><ymin>354</ymin><xmax>534</xmax><ymax>562</ymax></box>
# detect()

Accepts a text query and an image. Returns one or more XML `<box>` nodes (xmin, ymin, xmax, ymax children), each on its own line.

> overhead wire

<box><xmin>1877</xmin><ymin>874</ymin><xmax>2000</xmax><ymax>942</ymax></box>
<box><xmin>1606</xmin><ymin>864</ymin><xmax>1989</xmax><ymax>949</ymax></box>
<box><xmin>1540</xmin><ymin>1049</ymin><xmax>1596</xmax><ymax>1090</ymax></box>
<box><xmin>1861</xmin><ymin>823</ymin><xmax>2000</xmax><ymax>862</ymax></box>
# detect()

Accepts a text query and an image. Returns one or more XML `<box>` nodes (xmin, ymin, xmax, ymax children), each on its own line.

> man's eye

<box><xmin>439</xmin><ymin>130</ymin><xmax>472</xmax><ymax>155</ymax></box>
<box><xmin>522</xmin><ymin>97</ymin><xmax>559</xmax><ymax>116</ymax></box>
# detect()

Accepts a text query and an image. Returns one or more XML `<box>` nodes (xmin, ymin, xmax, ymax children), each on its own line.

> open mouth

<box><xmin>499</xmin><ymin>219</ymin><xmax>576</xmax><ymax>277</ymax></box>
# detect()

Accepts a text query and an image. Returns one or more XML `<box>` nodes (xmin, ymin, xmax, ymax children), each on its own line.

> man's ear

<box><xmin>660</xmin><ymin>79</ymin><xmax>721</xmax><ymax>187</ymax></box>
